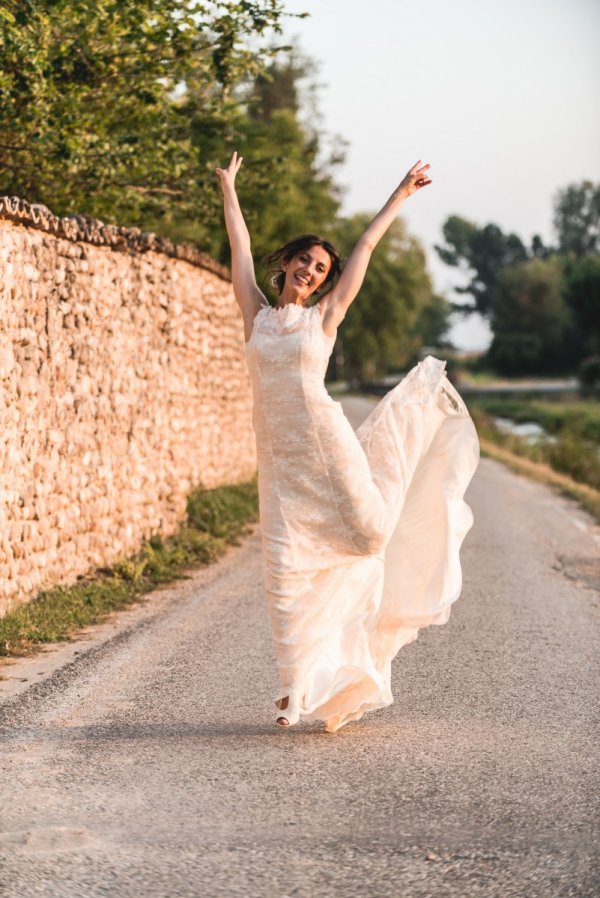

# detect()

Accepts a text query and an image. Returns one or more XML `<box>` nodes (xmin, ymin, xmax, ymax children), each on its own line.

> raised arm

<box><xmin>216</xmin><ymin>151</ymin><xmax>266</xmax><ymax>341</ymax></box>
<box><xmin>322</xmin><ymin>160</ymin><xmax>432</xmax><ymax>332</ymax></box>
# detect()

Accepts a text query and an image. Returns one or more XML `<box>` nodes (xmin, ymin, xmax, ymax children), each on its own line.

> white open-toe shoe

<box><xmin>276</xmin><ymin>693</ymin><xmax>301</xmax><ymax>727</ymax></box>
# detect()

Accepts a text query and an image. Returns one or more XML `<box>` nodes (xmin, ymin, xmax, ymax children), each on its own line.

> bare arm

<box><xmin>216</xmin><ymin>152</ymin><xmax>266</xmax><ymax>341</ymax></box>
<box><xmin>322</xmin><ymin>160</ymin><xmax>432</xmax><ymax>331</ymax></box>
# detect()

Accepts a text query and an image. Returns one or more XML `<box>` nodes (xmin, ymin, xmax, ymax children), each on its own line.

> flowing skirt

<box><xmin>259</xmin><ymin>357</ymin><xmax>480</xmax><ymax>732</ymax></box>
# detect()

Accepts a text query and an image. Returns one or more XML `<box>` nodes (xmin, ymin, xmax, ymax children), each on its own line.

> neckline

<box><xmin>247</xmin><ymin>302</ymin><xmax>337</xmax><ymax>344</ymax></box>
<box><xmin>267</xmin><ymin>302</ymin><xmax>315</xmax><ymax>313</ymax></box>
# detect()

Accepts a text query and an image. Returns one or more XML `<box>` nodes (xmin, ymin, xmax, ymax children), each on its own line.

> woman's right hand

<box><xmin>395</xmin><ymin>160</ymin><xmax>432</xmax><ymax>199</ymax></box>
<box><xmin>216</xmin><ymin>150</ymin><xmax>243</xmax><ymax>193</ymax></box>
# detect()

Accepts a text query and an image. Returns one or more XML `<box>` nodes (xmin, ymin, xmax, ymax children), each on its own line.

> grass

<box><xmin>0</xmin><ymin>479</ymin><xmax>258</xmax><ymax>660</ymax></box>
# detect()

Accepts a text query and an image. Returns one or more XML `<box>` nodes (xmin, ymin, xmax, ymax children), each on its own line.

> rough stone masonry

<box><xmin>0</xmin><ymin>198</ymin><xmax>257</xmax><ymax>617</ymax></box>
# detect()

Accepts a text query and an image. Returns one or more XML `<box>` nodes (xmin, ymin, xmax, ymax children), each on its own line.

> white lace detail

<box><xmin>250</xmin><ymin>302</ymin><xmax>336</xmax><ymax>341</ymax></box>
<box><xmin>245</xmin><ymin>298</ymin><xmax>480</xmax><ymax>732</ymax></box>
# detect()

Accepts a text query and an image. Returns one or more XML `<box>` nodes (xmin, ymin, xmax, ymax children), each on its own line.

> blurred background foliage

<box><xmin>435</xmin><ymin>181</ymin><xmax>600</xmax><ymax>379</ymax></box>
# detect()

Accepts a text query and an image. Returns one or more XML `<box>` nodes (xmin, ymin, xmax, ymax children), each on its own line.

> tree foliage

<box><xmin>435</xmin><ymin>215</ymin><xmax>527</xmax><ymax>317</ymax></box>
<box><xmin>143</xmin><ymin>49</ymin><xmax>343</xmax><ymax>264</ymax></box>
<box><xmin>563</xmin><ymin>253</ymin><xmax>600</xmax><ymax>356</ymax></box>
<box><xmin>215</xmin><ymin>51</ymin><xmax>342</xmax><ymax>267</ymax></box>
<box><xmin>0</xmin><ymin>0</ymin><xmax>293</xmax><ymax>226</ymax></box>
<box><xmin>436</xmin><ymin>183</ymin><xmax>600</xmax><ymax>375</ymax></box>
<box><xmin>330</xmin><ymin>215</ymin><xmax>450</xmax><ymax>382</ymax></box>
<box><xmin>553</xmin><ymin>181</ymin><xmax>600</xmax><ymax>256</ymax></box>
<box><xmin>487</xmin><ymin>259</ymin><xmax>574</xmax><ymax>375</ymax></box>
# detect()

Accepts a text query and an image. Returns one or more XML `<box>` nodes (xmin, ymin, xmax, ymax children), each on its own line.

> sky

<box><xmin>279</xmin><ymin>0</ymin><xmax>600</xmax><ymax>349</ymax></box>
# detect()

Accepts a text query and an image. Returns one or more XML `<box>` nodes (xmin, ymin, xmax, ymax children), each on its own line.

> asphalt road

<box><xmin>1</xmin><ymin>397</ymin><xmax>599</xmax><ymax>898</ymax></box>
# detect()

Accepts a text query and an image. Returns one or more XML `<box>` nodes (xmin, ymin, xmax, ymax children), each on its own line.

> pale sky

<box><xmin>281</xmin><ymin>0</ymin><xmax>600</xmax><ymax>349</ymax></box>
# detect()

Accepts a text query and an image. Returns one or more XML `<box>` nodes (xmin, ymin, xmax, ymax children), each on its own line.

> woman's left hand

<box><xmin>397</xmin><ymin>160</ymin><xmax>432</xmax><ymax>198</ymax></box>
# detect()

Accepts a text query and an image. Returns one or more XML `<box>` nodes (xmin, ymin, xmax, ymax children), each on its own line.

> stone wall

<box><xmin>0</xmin><ymin>198</ymin><xmax>257</xmax><ymax>616</ymax></box>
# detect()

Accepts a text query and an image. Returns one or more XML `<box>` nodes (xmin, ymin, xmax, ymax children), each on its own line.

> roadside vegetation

<box><xmin>0</xmin><ymin>481</ymin><xmax>258</xmax><ymax>660</ymax></box>
<box><xmin>466</xmin><ymin>397</ymin><xmax>600</xmax><ymax>522</ymax></box>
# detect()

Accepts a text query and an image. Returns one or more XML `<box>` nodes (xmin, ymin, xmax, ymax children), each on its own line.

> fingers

<box><xmin>410</xmin><ymin>160</ymin><xmax>432</xmax><ymax>189</ymax></box>
<box><xmin>216</xmin><ymin>151</ymin><xmax>244</xmax><ymax>178</ymax></box>
<box><xmin>228</xmin><ymin>150</ymin><xmax>244</xmax><ymax>173</ymax></box>
<box><xmin>410</xmin><ymin>160</ymin><xmax>431</xmax><ymax>175</ymax></box>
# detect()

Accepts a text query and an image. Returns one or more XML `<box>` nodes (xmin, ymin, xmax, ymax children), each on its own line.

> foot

<box><xmin>276</xmin><ymin>695</ymin><xmax>291</xmax><ymax>726</ymax></box>
<box><xmin>276</xmin><ymin>693</ymin><xmax>300</xmax><ymax>727</ymax></box>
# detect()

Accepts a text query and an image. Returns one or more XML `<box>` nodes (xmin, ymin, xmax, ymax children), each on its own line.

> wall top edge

<box><xmin>0</xmin><ymin>196</ymin><xmax>231</xmax><ymax>282</ymax></box>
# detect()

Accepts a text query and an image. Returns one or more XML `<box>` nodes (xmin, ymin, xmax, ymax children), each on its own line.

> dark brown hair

<box><xmin>263</xmin><ymin>234</ymin><xmax>342</xmax><ymax>297</ymax></box>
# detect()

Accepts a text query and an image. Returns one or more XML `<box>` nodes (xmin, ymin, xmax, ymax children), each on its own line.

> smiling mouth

<box><xmin>294</xmin><ymin>274</ymin><xmax>310</xmax><ymax>286</ymax></box>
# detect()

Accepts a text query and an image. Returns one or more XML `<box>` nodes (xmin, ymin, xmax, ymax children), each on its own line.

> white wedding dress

<box><xmin>245</xmin><ymin>301</ymin><xmax>479</xmax><ymax>732</ymax></box>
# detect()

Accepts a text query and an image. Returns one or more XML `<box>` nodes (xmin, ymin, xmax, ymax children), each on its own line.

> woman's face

<box><xmin>282</xmin><ymin>245</ymin><xmax>332</xmax><ymax>299</ymax></box>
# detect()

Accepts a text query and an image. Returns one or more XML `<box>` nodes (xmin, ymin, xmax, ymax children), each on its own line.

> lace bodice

<box><xmin>246</xmin><ymin>302</ymin><xmax>335</xmax><ymax>386</ymax></box>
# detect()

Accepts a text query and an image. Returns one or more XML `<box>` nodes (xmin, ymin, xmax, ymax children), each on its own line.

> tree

<box><xmin>530</xmin><ymin>234</ymin><xmax>553</xmax><ymax>259</ymax></box>
<box><xmin>487</xmin><ymin>258</ymin><xmax>573</xmax><ymax>375</ymax></box>
<box><xmin>0</xmin><ymin>3</ymin><xmax>343</xmax><ymax>267</ymax></box>
<box><xmin>553</xmin><ymin>181</ymin><xmax>600</xmax><ymax>256</ymax></box>
<box><xmin>563</xmin><ymin>253</ymin><xmax>600</xmax><ymax>356</ymax></box>
<box><xmin>435</xmin><ymin>182</ymin><xmax>600</xmax><ymax>376</ymax></box>
<box><xmin>219</xmin><ymin>51</ymin><xmax>342</xmax><ymax>267</ymax></box>
<box><xmin>0</xmin><ymin>0</ymin><xmax>293</xmax><ymax>225</ymax></box>
<box><xmin>330</xmin><ymin>215</ymin><xmax>450</xmax><ymax>383</ymax></box>
<box><xmin>435</xmin><ymin>215</ymin><xmax>527</xmax><ymax>317</ymax></box>
<box><xmin>156</xmin><ymin>48</ymin><xmax>343</xmax><ymax>263</ymax></box>
<box><xmin>411</xmin><ymin>293</ymin><xmax>453</xmax><ymax>349</ymax></box>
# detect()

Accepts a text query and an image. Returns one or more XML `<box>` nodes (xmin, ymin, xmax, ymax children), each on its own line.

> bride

<box><xmin>216</xmin><ymin>152</ymin><xmax>479</xmax><ymax>732</ymax></box>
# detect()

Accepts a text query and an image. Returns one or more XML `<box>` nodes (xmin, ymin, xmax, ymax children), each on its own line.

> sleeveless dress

<box><xmin>245</xmin><ymin>301</ymin><xmax>480</xmax><ymax>732</ymax></box>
